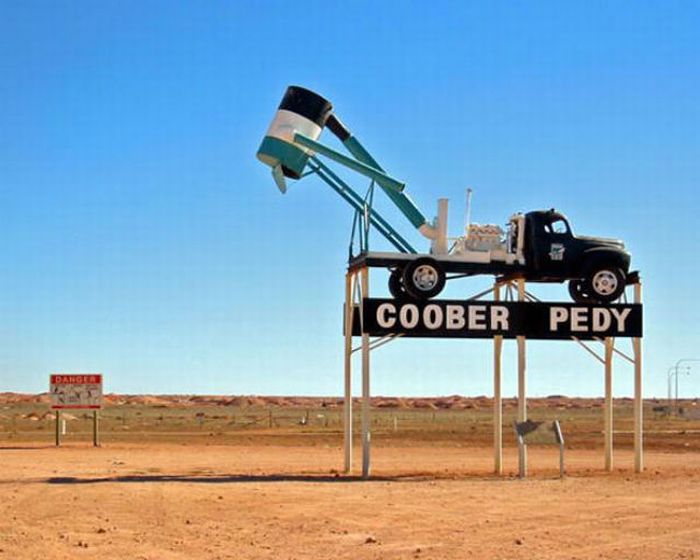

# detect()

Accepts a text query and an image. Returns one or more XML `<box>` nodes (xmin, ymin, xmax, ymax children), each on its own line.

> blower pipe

<box><xmin>256</xmin><ymin>86</ymin><xmax>440</xmax><ymax>241</ymax></box>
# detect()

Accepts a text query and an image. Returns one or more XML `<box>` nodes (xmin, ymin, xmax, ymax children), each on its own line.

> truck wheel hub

<box><xmin>592</xmin><ymin>271</ymin><xmax>618</xmax><ymax>295</ymax></box>
<box><xmin>412</xmin><ymin>265</ymin><xmax>438</xmax><ymax>291</ymax></box>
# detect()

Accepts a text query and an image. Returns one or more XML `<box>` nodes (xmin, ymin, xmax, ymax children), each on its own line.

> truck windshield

<box><xmin>546</xmin><ymin>219</ymin><xmax>569</xmax><ymax>235</ymax></box>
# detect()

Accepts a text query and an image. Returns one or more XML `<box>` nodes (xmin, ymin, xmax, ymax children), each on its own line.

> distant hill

<box><xmin>0</xmin><ymin>392</ymin><xmax>686</xmax><ymax>410</ymax></box>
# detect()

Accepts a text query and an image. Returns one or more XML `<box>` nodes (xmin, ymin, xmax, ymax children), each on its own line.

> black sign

<box><xmin>352</xmin><ymin>299</ymin><xmax>642</xmax><ymax>340</ymax></box>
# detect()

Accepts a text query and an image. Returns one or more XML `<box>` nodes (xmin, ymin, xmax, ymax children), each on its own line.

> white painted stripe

<box><xmin>265</xmin><ymin>109</ymin><xmax>323</xmax><ymax>153</ymax></box>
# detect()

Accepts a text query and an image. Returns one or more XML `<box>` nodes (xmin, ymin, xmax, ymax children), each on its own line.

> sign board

<box><xmin>514</xmin><ymin>420</ymin><xmax>564</xmax><ymax>445</ymax></box>
<box><xmin>514</xmin><ymin>420</ymin><xmax>565</xmax><ymax>478</ymax></box>
<box><xmin>50</xmin><ymin>374</ymin><xmax>103</xmax><ymax>409</ymax></box>
<box><xmin>353</xmin><ymin>299</ymin><xmax>642</xmax><ymax>340</ymax></box>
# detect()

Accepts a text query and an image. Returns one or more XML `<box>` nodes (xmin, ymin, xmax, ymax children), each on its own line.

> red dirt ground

<box><xmin>1</xmin><ymin>442</ymin><xmax>698</xmax><ymax>560</ymax></box>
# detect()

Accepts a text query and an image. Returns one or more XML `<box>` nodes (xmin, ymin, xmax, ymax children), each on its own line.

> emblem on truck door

<box><xmin>549</xmin><ymin>243</ymin><xmax>565</xmax><ymax>261</ymax></box>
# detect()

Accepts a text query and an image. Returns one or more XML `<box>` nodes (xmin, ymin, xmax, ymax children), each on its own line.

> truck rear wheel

<box><xmin>584</xmin><ymin>266</ymin><xmax>625</xmax><ymax>303</ymax></box>
<box><xmin>567</xmin><ymin>279</ymin><xmax>591</xmax><ymax>303</ymax></box>
<box><xmin>402</xmin><ymin>258</ymin><xmax>446</xmax><ymax>300</ymax></box>
<box><xmin>388</xmin><ymin>269</ymin><xmax>407</xmax><ymax>299</ymax></box>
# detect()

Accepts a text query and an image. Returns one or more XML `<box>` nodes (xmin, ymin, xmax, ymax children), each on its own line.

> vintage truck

<box><xmin>360</xmin><ymin>208</ymin><xmax>632</xmax><ymax>303</ymax></box>
<box><xmin>256</xmin><ymin>86</ymin><xmax>634</xmax><ymax>304</ymax></box>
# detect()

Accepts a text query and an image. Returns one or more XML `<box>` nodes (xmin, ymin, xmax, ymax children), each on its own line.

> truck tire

<box><xmin>584</xmin><ymin>266</ymin><xmax>625</xmax><ymax>303</ymax></box>
<box><xmin>402</xmin><ymin>257</ymin><xmax>446</xmax><ymax>300</ymax></box>
<box><xmin>567</xmin><ymin>279</ymin><xmax>591</xmax><ymax>303</ymax></box>
<box><xmin>388</xmin><ymin>269</ymin><xmax>407</xmax><ymax>299</ymax></box>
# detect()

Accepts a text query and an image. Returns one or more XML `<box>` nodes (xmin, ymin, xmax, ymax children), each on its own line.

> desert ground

<box><xmin>1</xmin><ymin>394</ymin><xmax>699</xmax><ymax>559</ymax></box>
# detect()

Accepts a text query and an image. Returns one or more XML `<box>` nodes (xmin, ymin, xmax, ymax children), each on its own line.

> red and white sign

<box><xmin>50</xmin><ymin>374</ymin><xmax>103</xmax><ymax>409</ymax></box>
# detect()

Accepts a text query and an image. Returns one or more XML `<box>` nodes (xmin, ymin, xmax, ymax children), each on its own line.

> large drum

<box><xmin>256</xmin><ymin>86</ymin><xmax>333</xmax><ymax>181</ymax></box>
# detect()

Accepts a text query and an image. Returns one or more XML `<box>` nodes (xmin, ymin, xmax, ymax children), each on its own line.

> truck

<box><xmin>256</xmin><ymin>86</ymin><xmax>634</xmax><ymax>304</ymax></box>
<box><xmin>359</xmin><ymin>208</ymin><xmax>632</xmax><ymax>303</ymax></box>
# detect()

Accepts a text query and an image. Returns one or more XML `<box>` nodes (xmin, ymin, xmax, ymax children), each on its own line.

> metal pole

<box><xmin>675</xmin><ymin>367</ymin><xmax>679</xmax><ymax>411</ymax></box>
<box><xmin>360</xmin><ymin>267</ymin><xmax>371</xmax><ymax>479</ymax></box>
<box><xmin>667</xmin><ymin>367</ymin><xmax>675</xmax><ymax>406</ymax></box>
<box><xmin>671</xmin><ymin>360</ymin><xmax>700</xmax><ymax>413</ymax></box>
<box><xmin>553</xmin><ymin>421</ymin><xmax>565</xmax><ymax>478</ymax></box>
<box><xmin>343</xmin><ymin>271</ymin><xmax>354</xmax><ymax>474</ymax></box>
<box><xmin>560</xmin><ymin>441</ymin><xmax>565</xmax><ymax>479</ymax></box>
<box><xmin>517</xmin><ymin>434</ymin><xmax>525</xmax><ymax>479</ymax></box>
<box><xmin>493</xmin><ymin>282</ymin><xmax>503</xmax><ymax>475</ymax></box>
<box><xmin>604</xmin><ymin>337</ymin><xmax>614</xmax><ymax>472</ymax></box>
<box><xmin>93</xmin><ymin>410</ymin><xmax>100</xmax><ymax>447</ymax></box>
<box><xmin>55</xmin><ymin>409</ymin><xmax>61</xmax><ymax>447</ymax></box>
<box><xmin>517</xmin><ymin>278</ymin><xmax>527</xmax><ymax>477</ymax></box>
<box><xmin>633</xmin><ymin>282</ymin><xmax>643</xmax><ymax>473</ymax></box>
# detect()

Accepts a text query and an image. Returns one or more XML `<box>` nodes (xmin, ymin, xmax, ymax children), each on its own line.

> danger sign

<box><xmin>50</xmin><ymin>374</ymin><xmax>103</xmax><ymax>409</ymax></box>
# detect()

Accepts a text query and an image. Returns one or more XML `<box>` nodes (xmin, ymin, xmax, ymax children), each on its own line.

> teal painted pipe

<box><xmin>293</xmin><ymin>133</ymin><xmax>405</xmax><ymax>194</ymax></box>
<box><xmin>308</xmin><ymin>156</ymin><xmax>416</xmax><ymax>254</ymax></box>
<box><xmin>342</xmin><ymin>136</ymin><xmax>429</xmax><ymax>230</ymax></box>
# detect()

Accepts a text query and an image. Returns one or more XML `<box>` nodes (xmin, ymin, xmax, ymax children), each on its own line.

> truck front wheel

<box><xmin>584</xmin><ymin>266</ymin><xmax>625</xmax><ymax>303</ymax></box>
<box><xmin>402</xmin><ymin>258</ymin><xmax>446</xmax><ymax>300</ymax></box>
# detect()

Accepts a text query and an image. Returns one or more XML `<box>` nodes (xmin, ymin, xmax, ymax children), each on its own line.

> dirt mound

<box><xmin>0</xmin><ymin>393</ymin><xmax>50</xmax><ymax>405</ymax></box>
<box><xmin>0</xmin><ymin>392</ymin><xmax>680</xmax><ymax>412</ymax></box>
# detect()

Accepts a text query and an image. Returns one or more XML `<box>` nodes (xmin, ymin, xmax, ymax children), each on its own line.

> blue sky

<box><xmin>1</xmin><ymin>1</ymin><xmax>698</xmax><ymax>397</ymax></box>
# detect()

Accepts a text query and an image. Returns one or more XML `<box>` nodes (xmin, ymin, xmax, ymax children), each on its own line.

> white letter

<box><xmin>610</xmin><ymin>308</ymin><xmax>632</xmax><ymax>332</ymax></box>
<box><xmin>423</xmin><ymin>304</ymin><xmax>443</xmax><ymax>330</ymax></box>
<box><xmin>377</xmin><ymin>303</ymin><xmax>396</xmax><ymax>328</ymax></box>
<box><xmin>571</xmin><ymin>308</ymin><xmax>588</xmax><ymax>332</ymax></box>
<box><xmin>446</xmin><ymin>305</ymin><xmax>465</xmax><ymax>329</ymax></box>
<box><xmin>550</xmin><ymin>307</ymin><xmax>569</xmax><ymax>331</ymax></box>
<box><xmin>491</xmin><ymin>306</ymin><xmax>509</xmax><ymax>331</ymax></box>
<box><xmin>468</xmin><ymin>305</ymin><xmax>487</xmax><ymax>330</ymax></box>
<box><xmin>399</xmin><ymin>304</ymin><xmax>419</xmax><ymax>329</ymax></box>
<box><xmin>592</xmin><ymin>308</ymin><xmax>611</xmax><ymax>332</ymax></box>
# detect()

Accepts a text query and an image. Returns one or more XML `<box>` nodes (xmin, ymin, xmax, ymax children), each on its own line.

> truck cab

<box><xmin>523</xmin><ymin>209</ymin><xmax>631</xmax><ymax>302</ymax></box>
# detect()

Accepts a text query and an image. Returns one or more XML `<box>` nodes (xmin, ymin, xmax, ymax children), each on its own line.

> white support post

<box><xmin>517</xmin><ymin>278</ymin><xmax>527</xmax><ymax>477</ymax></box>
<box><xmin>343</xmin><ymin>271</ymin><xmax>354</xmax><ymax>474</ymax></box>
<box><xmin>633</xmin><ymin>282</ymin><xmax>643</xmax><ymax>473</ymax></box>
<box><xmin>604</xmin><ymin>337</ymin><xmax>614</xmax><ymax>472</ymax></box>
<box><xmin>493</xmin><ymin>282</ymin><xmax>503</xmax><ymax>475</ymax></box>
<box><xmin>360</xmin><ymin>266</ymin><xmax>371</xmax><ymax>479</ymax></box>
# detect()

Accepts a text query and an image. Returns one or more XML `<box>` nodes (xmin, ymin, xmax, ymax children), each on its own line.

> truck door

<box><xmin>531</xmin><ymin>213</ymin><xmax>575</xmax><ymax>279</ymax></box>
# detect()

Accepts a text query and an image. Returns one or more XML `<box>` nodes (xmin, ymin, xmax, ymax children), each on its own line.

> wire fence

<box><xmin>2</xmin><ymin>402</ymin><xmax>699</xmax><ymax>449</ymax></box>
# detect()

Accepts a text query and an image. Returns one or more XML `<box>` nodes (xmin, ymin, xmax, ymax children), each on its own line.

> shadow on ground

<box><xmin>44</xmin><ymin>473</ymin><xmax>400</xmax><ymax>484</ymax></box>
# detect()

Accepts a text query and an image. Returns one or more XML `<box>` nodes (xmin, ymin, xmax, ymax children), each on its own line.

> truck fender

<box><xmin>578</xmin><ymin>248</ymin><xmax>631</xmax><ymax>277</ymax></box>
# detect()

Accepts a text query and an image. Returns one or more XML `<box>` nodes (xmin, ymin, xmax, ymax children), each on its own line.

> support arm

<box><xmin>294</xmin><ymin>123</ymin><xmax>439</xmax><ymax>241</ymax></box>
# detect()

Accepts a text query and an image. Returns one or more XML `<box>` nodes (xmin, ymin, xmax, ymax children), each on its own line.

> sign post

<box><xmin>50</xmin><ymin>374</ymin><xmax>103</xmax><ymax>447</ymax></box>
<box><xmin>633</xmin><ymin>283</ymin><xmax>643</xmax><ymax>473</ymax></box>
<box><xmin>93</xmin><ymin>410</ymin><xmax>100</xmax><ymax>447</ymax></box>
<box><xmin>493</xmin><ymin>282</ymin><xmax>503</xmax><ymax>475</ymax></box>
<box><xmin>517</xmin><ymin>279</ymin><xmax>527</xmax><ymax>478</ymax></box>
<box><xmin>604</xmin><ymin>337</ymin><xmax>614</xmax><ymax>471</ymax></box>
<box><xmin>361</xmin><ymin>267</ymin><xmax>371</xmax><ymax>479</ymax></box>
<box><xmin>55</xmin><ymin>409</ymin><xmax>61</xmax><ymax>447</ymax></box>
<box><xmin>514</xmin><ymin>420</ymin><xmax>566</xmax><ymax>479</ymax></box>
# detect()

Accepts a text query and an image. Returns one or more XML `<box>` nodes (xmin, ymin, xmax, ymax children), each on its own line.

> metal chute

<box><xmin>256</xmin><ymin>86</ymin><xmax>445</xmax><ymax>253</ymax></box>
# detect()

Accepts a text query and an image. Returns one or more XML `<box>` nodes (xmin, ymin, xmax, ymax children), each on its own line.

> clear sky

<box><xmin>1</xmin><ymin>1</ymin><xmax>698</xmax><ymax>398</ymax></box>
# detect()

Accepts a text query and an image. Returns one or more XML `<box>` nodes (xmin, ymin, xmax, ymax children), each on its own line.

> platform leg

<box><xmin>604</xmin><ymin>337</ymin><xmax>614</xmax><ymax>472</ymax></box>
<box><xmin>343</xmin><ymin>271</ymin><xmax>354</xmax><ymax>474</ymax></box>
<box><xmin>633</xmin><ymin>282</ymin><xmax>643</xmax><ymax>473</ymax></box>
<box><xmin>517</xmin><ymin>279</ymin><xmax>527</xmax><ymax>477</ymax></box>
<box><xmin>360</xmin><ymin>267</ymin><xmax>371</xmax><ymax>479</ymax></box>
<box><xmin>493</xmin><ymin>283</ymin><xmax>503</xmax><ymax>475</ymax></box>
